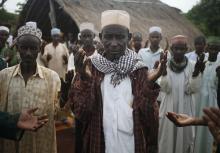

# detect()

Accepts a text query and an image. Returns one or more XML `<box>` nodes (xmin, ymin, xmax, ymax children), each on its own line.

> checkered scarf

<box><xmin>91</xmin><ymin>49</ymin><xmax>146</xmax><ymax>87</ymax></box>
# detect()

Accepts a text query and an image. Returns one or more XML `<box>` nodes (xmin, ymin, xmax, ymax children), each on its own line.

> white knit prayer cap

<box><xmin>51</xmin><ymin>28</ymin><xmax>61</xmax><ymax>36</ymax></box>
<box><xmin>101</xmin><ymin>10</ymin><xmax>130</xmax><ymax>30</ymax></box>
<box><xmin>149</xmin><ymin>26</ymin><xmax>162</xmax><ymax>34</ymax></box>
<box><xmin>26</xmin><ymin>21</ymin><xmax>37</xmax><ymax>29</ymax></box>
<box><xmin>17</xmin><ymin>25</ymin><xmax>42</xmax><ymax>42</ymax></box>
<box><xmin>0</xmin><ymin>26</ymin><xmax>9</xmax><ymax>33</ymax></box>
<box><xmin>79</xmin><ymin>22</ymin><xmax>95</xmax><ymax>32</ymax></box>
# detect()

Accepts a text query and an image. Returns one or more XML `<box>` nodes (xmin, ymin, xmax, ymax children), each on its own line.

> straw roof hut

<box><xmin>18</xmin><ymin>0</ymin><xmax>202</xmax><ymax>48</ymax></box>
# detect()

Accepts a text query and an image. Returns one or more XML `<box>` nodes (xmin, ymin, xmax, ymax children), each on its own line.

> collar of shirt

<box><xmin>12</xmin><ymin>63</ymin><xmax>44</xmax><ymax>79</ymax></box>
<box><xmin>146</xmin><ymin>47</ymin><xmax>163</xmax><ymax>55</ymax></box>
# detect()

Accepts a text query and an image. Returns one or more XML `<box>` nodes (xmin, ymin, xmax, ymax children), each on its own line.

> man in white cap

<box><xmin>158</xmin><ymin>35</ymin><xmax>204</xmax><ymax>153</ymax></box>
<box><xmin>0</xmin><ymin>25</ymin><xmax>19</xmax><ymax>67</ymax></box>
<box><xmin>0</xmin><ymin>24</ymin><xmax>61</xmax><ymax>153</ymax></box>
<box><xmin>67</xmin><ymin>22</ymin><xmax>96</xmax><ymax>72</ymax></box>
<box><xmin>43</xmin><ymin>27</ymin><xmax>69</xmax><ymax>80</ymax></box>
<box><xmin>129</xmin><ymin>32</ymin><xmax>143</xmax><ymax>53</ymax></box>
<box><xmin>138</xmin><ymin>26</ymin><xmax>163</xmax><ymax>70</ymax></box>
<box><xmin>24</xmin><ymin>21</ymin><xmax>46</xmax><ymax>67</ymax></box>
<box><xmin>67</xmin><ymin>22</ymin><xmax>97</xmax><ymax>153</ymax></box>
<box><xmin>68</xmin><ymin>10</ymin><xmax>167</xmax><ymax>153</ymax></box>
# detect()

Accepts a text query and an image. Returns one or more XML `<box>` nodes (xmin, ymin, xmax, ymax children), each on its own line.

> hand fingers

<box><xmin>203</xmin><ymin>108</ymin><xmax>220</xmax><ymax>127</ymax></box>
<box><xmin>74</xmin><ymin>50</ymin><xmax>85</xmax><ymax>69</ymax></box>
<box><xmin>37</xmin><ymin>114</ymin><xmax>48</xmax><ymax>120</ymax></box>
<box><xmin>166</xmin><ymin>112</ymin><xmax>179</xmax><ymax>124</ymax></box>
<box><xmin>153</xmin><ymin>61</ymin><xmax>160</xmax><ymax>69</ymax></box>
<box><xmin>164</xmin><ymin>37</ymin><xmax>169</xmax><ymax>51</ymax></box>
<box><xmin>164</xmin><ymin>50</ymin><xmax>168</xmax><ymax>60</ymax></box>
<box><xmin>160</xmin><ymin>52</ymin><xmax>164</xmax><ymax>61</ymax></box>
<box><xmin>27</xmin><ymin>107</ymin><xmax>38</xmax><ymax>114</ymax></box>
<box><xmin>36</xmin><ymin>119</ymin><xmax>48</xmax><ymax>128</ymax></box>
<box><xmin>33</xmin><ymin>121</ymin><xmax>47</xmax><ymax>131</ymax></box>
<box><xmin>210</xmin><ymin>107</ymin><xmax>220</xmax><ymax>117</ymax></box>
<box><xmin>160</xmin><ymin>51</ymin><xmax>168</xmax><ymax>63</ymax></box>
<box><xmin>216</xmin><ymin>66</ymin><xmax>220</xmax><ymax>72</ymax></box>
<box><xmin>207</xmin><ymin>121</ymin><xmax>220</xmax><ymax>141</ymax></box>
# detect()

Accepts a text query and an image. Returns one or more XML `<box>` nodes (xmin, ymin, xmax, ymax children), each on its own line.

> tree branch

<box><xmin>0</xmin><ymin>0</ymin><xmax>7</xmax><ymax>8</ymax></box>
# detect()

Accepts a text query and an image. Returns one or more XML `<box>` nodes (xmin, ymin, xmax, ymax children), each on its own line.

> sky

<box><xmin>4</xmin><ymin>0</ymin><xmax>200</xmax><ymax>13</ymax></box>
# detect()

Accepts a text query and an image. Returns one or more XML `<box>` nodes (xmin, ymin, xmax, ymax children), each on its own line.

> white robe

<box><xmin>67</xmin><ymin>53</ymin><xmax>75</xmax><ymax>71</ymax></box>
<box><xmin>101</xmin><ymin>73</ymin><xmax>134</xmax><ymax>153</ymax></box>
<box><xmin>159</xmin><ymin>60</ymin><xmax>201</xmax><ymax>153</ymax></box>
<box><xmin>138</xmin><ymin>47</ymin><xmax>163</xmax><ymax>70</ymax></box>
<box><xmin>194</xmin><ymin>59</ymin><xmax>220</xmax><ymax>153</ymax></box>
<box><xmin>185</xmin><ymin>51</ymin><xmax>208</xmax><ymax>62</ymax></box>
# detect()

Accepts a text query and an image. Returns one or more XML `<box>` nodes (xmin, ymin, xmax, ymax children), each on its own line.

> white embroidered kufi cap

<box><xmin>25</xmin><ymin>21</ymin><xmax>37</xmax><ymax>29</ymax></box>
<box><xmin>0</xmin><ymin>26</ymin><xmax>9</xmax><ymax>33</ymax></box>
<box><xmin>101</xmin><ymin>10</ymin><xmax>130</xmax><ymax>30</ymax></box>
<box><xmin>149</xmin><ymin>26</ymin><xmax>162</xmax><ymax>34</ymax></box>
<box><xmin>17</xmin><ymin>25</ymin><xmax>42</xmax><ymax>41</ymax></box>
<box><xmin>80</xmin><ymin>22</ymin><xmax>95</xmax><ymax>32</ymax></box>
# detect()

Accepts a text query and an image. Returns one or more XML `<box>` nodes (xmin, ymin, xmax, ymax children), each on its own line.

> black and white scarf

<box><xmin>91</xmin><ymin>49</ymin><xmax>146</xmax><ymax>87</ymax></box>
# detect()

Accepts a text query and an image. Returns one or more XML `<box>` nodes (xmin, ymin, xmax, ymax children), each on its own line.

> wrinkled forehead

<box><xmin>80</xmin><ymin>29</ymin><xmax>94</xmax><ymax>35</ymax></box>
<box><xmin>149</xmin><ymin>31</ymin><xmax>161</xmax><ymax>37</ymax></box>
<box><xmin>171</xmin><ymin>42</ymin><xmax>187</xmax><ymax>48</ymax></box>
<box><xmin>17</xmin><ymin>35</ymin><xmax>41</xmax><ymax>46</ymax></box>
<box><xmin>102</xmin><ymin>24</ymin><xmax>128</xmax><ymax>35</ymax></box>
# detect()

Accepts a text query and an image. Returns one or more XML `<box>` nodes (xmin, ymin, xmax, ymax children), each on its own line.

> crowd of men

<box><xmin>0</xmin><ymin>9</ymin><xmax>220</xmax><ymax>153</ymax></box>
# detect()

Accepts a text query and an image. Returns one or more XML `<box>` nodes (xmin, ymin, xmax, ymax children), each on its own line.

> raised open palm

<box><xmin>17</xmin><ymin>108</ymin><xmax>48</xmax><ymax>131</ymax></box>
<box><xmin>166</xmin><ymin>112</ymin><xmax>195</xmax><ymax>127</ymax></box>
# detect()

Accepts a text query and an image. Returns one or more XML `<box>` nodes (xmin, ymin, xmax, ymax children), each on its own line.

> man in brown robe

<box><xmin>68</xmin><ymin>10</ymin><xmax>167</xmax><ymax>153</ymax></box>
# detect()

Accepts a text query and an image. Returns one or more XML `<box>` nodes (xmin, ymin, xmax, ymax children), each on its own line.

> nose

<box><xmin>110</xmin><ymin>38</ymin><xmax>118</xmax><ymax>47</ymax></box>
<box><xmin>26</xmin><ymin>48</ymin><xmax>32</xmax><ymax>56</ymax></box>
<box><xmin>176</xmin><ymin>48</ymin><xmax>183</xmax><ymax>53</ymax></box>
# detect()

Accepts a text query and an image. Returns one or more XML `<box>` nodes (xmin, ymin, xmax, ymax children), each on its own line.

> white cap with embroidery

<box><xmin>149</xmin><ymin>26</ymin><xmax>162</xmax><ymax>34</ymax></box>
<box><xmin>101</xmin><ymin>10</ymin><xmax>130</xmax><ymax>30</ymax></box>
<box><xmin>79</xmin><ymin>22</ymin><xmax>95</xmax><ymax>32</ymax></box>
<box><xmin>26</xmin><ymin>21</ymin><xmax>37</xmax><ymax>29</ymax></box>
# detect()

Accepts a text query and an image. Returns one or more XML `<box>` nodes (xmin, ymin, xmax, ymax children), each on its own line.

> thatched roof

<box><xmin>18</xmin><ymin>0</ymin><xmax>202</xmax><ymax>48</ymax></box>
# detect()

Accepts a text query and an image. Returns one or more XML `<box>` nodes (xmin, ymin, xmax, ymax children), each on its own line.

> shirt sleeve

<box><xmin>68</xmin><ymin>73</ymin><xmax>95</xmax><ymax>123</ymax></box>
<box><xmin>0</xmin><ymin>112</ymin><xmax>24</xmax><ymax>140</ymax></box>
<box><xmin>132</xmin><ymin>69</ymin><xmax>160</xmax><ymax>152</ymax></box>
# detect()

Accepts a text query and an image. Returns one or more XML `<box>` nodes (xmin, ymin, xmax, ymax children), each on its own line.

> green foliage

<box><xmin>186</xmin><ymin>0</ymin><xmax>220</xmax><ymax>36</ymax></box>
<box><xmin>0</xmin><ymin>8</ymin><xmax>17</xmax><ymax>22</ymax></box>
<box><xmin>0</xmin><ymin>8</ymin><xmax>18</xmax><ymax>32</ymax></box>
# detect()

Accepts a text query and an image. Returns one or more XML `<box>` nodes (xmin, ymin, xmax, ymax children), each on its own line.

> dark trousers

<box><xmin>75</xmin><ymin>118</ymin><xmax>83</xmax><ymax>153</ymax></box>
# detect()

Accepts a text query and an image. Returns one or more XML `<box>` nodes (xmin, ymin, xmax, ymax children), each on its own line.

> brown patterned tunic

<box><xmin>68</xmin><ymin>60</ymin><xmax>160</xmax><ymax>153</ymax></box>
